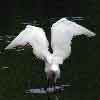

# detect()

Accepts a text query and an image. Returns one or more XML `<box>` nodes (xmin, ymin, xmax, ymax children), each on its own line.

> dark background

<box><xmin>0</xmin><ymin>0</ymin><xmax>98</xmax><ymax>30</ymax></box>
<box><xmin>0</xmin><ymin>0</ymin><xmax>99</xmax><ymax>100</ymax></box>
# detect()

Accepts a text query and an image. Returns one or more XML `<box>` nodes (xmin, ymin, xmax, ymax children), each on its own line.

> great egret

<box><xmin>5</xmin><ymin>18</ymin><xmax>96</xmax><ymax>88</ymax></box>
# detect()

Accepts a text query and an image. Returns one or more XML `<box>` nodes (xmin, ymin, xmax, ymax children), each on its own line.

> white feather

<box><xmin>5</xmin><ymin>25</ymin><xmax>50</xmax><ymax>60</ymax></box>
<box><xmin>51</xmin><ymin>18</ymin><xmax>96</xmax><ymax>64</ymax></box>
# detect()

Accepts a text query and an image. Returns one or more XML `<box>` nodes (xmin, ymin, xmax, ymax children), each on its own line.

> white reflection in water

<box><xmin>0</xmin><ymin>38</ymin><xmax>3</xmax><ymax>41</ymax></box>
<box><xmin>16</xmin><ymin>49</ymin><xmax>25</xmax><ymax>52</ymax></box>
<box><xmin>1</xmin><ymin>66</ymin><xmax>8</xmax><ymax>70</ymax></box>
<box><xmin>26</xmin><ymin>84</ymin><xmax>71</xmax><ymax>94</ymax></box>
<box><xmin>6</xmin><ymin>40</ymin><xmax>11</xmax><ymax>43</ymax></box>
<box><xmin>5</xmin><ymin>35</ymin><xmax>16</xmax><ymax>39</ymax></box>
<box><xmin>0</xmin><ymin>51</ymin><xmax>2</xmax><ymax>54</ymax></box>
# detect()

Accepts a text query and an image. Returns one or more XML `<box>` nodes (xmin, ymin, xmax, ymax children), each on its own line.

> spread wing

<box><xmin>51</xmin><ymin>18</ymin><xmax>96</xmax><ymax>64</ymax></box>
<box><xmin>5</xmin><ymin>25</ymin><xmax>50</xmax><ymax>60</ymax></box>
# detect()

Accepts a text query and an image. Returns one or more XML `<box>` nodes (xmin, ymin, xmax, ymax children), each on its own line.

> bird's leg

<box><xmin>46</xmin><ymin>79</ymin><xmax>54</xmax><ymax>93</ymax></box>
<box><xmin>47</xmin><ymin>79</ymin><xmax>52</xmax><ymax>88</ymax></box>
<box><xmin>53</xmin><ymin>80</ymin><xmax>56</xmax><ymax>92</ymax></box>
<box><xmin>46</xmin><ymin>71</ymin><xmax>57</xmax><ymax>93</ymax></box>
<box><xmin>48</xmin><ymin>79</ymin><xmax>57</xmax><ymax>93</ymax></box>
<box><xmin>46</xmin><ymin>79</ymin><xmax>50</xmax><ymax>92</ymax></box>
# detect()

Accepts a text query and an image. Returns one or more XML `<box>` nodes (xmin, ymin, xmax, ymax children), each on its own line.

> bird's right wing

<box><xmin>5</xmin><ymin>25</ymin><xmax>51</xmax><ymax>60</ymax></box>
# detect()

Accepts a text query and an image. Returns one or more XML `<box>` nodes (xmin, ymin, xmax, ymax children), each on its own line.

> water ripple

<box><xmin>1</xmin><ymin>66</ymin><xmax>8</xmax><ymax>70</ymax></box>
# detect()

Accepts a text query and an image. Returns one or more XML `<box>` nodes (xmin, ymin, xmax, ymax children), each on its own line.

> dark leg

<box><xmin>53</xmin><ymin>81</ymin><xmax>56</xmax><ymax>93</ymax></box>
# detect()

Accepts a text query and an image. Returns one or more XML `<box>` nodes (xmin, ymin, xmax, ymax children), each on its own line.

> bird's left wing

<box><xmin>51</xmin><ymin>18</ymin><xmax>96</xmax><ymax>64</ymax></box>
<box><xmin>5</xmin><ymin>25</ymin><xmax>50</xmax><ymax>60</ymax></box>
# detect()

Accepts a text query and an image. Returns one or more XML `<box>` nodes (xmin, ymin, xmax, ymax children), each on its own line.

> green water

<box><xmin>0</xmin><ymin>17</ymin><xmax>99</xmax><ymax>100</ymax></box>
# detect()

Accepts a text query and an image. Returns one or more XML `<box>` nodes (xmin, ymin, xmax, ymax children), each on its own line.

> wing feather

<box><xmin>5</xmin><ymin>25</ymin><xmax>50</xmax><ymax>60</ymax></box>
<box><xmin>51</xmin><ymin>18</ymin><xmax>96</xmax><ymax>64</ymax></box>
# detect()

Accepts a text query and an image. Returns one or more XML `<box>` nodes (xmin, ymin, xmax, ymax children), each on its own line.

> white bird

<box><xmin>5</xmin><ymin>18</ymin><xmax>96</xmax><ymax>87</ymax></box>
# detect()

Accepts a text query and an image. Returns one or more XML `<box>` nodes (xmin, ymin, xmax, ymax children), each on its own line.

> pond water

<box><xmin>0</xmin><ymin>17</ymin><xmax>98</xmax><ymax>100</ymax></box>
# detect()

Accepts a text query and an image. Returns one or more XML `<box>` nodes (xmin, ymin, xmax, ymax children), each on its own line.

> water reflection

<box><xmin>47</xmin><ymin>94</ymin><xmax>60</xmax><ymax>100</ymax></box>
<box><xmin>25</xmin><ymin>84</ymin><xmax>71</xmax><ymax>94</ymax></box>
<box><xmin>1</xmin><ymin>66</ymin><xmax>8</xmax><ymax>69</ymax></box>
